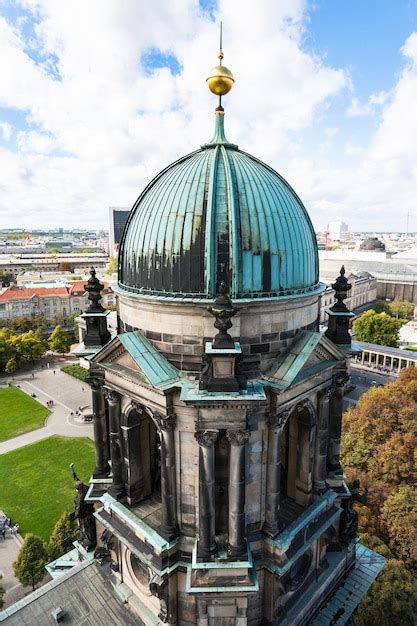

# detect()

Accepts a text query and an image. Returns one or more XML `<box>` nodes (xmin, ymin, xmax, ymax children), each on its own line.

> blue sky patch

<box><xmin>141</xmin><ymin>48</ymin><xmax>182</xmax><ymax>76</ymax></box>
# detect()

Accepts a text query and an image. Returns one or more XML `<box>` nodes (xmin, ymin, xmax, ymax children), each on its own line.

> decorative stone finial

<box><xmin>325</xmin><ymin>266</ymin><xmax>355</xmax><ymax>348</ymax></box>
<box><xmin>84</xmin><ymin>267</ymin><xmax>106</xmax><ymax>313</ymax></box>
<box><xmin>330</xmin><ymin>265</ymin><xmax>351</xmax><ymax>313</ymax></box>
<box><xmin>208</xmin><ymin>281</ymin><xmax>238</xmax><ymax>349</ymax></box>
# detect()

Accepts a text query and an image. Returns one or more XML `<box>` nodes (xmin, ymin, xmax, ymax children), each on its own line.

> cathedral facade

<box><xmin>70</xmin><ymin>56</ymin><xmax>383</xmax><ymax>624</ymax></box>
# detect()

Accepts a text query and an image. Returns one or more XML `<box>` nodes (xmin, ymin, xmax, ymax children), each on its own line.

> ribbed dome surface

<box><xmin>119</xmin><ymin>114</ymin><xmax>319</xmax><ymax>300</ymax></box>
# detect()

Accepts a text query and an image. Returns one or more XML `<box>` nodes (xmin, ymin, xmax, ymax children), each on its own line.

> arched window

<box><xmin>121</xmin><ymin>404</ymin><xmax>160</xmax><ymax>506</ymax></box>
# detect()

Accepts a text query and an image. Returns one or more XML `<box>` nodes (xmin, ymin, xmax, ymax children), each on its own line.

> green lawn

<box><xmin>0</xmin><ymin>436</ymin><xmax>95</xmax><ymax>541</ymax></box>
<box><xmin>0</xmin><ymin>387</ymin><xmax>50</xmax><ymax>442</ymax></box>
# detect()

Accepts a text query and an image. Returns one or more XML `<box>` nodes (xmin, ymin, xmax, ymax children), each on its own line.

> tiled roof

<box><xmin>0</xmin><ymin>286</ymin><xmax>70</xmax><ymax>301</ymax></box>
<box><xmin>0</xmin><ymin>280</ymin><xmax>112</xmax><ymax>302</ymax></box>
<box><xmin>68</xmin><ymin>280</ymin><xmax>111</xmax><ymax>296</ymax></box>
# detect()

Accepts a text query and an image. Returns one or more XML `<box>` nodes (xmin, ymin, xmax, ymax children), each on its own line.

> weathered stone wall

<box><xmin>116</xmin><ymin>290</ymin><xmax>320</xmax><ymax>372</ymax></box>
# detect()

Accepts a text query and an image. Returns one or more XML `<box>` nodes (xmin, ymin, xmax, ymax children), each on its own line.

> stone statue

<box><xmin>69</xmin><ymin>463</ymin><xmax>97</xmax><ymax>551</ymax></box>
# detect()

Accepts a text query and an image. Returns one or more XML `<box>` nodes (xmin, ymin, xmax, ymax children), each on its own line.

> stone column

<box><xmin>263</xmin><ymin>410</ymin><xmax>290</xmax><ymax>538</ymax></box>
<box><xmin>195</xmin><ymin>430</ymin><xmax>218</xmax><ymax>558</ymax></box>
<box><xmin>153</xmin><ymin>411</ymin><xmax>178</xmax><ymax>541</ymax></box>
<box><xmin>88</xmin><ymin>377</ymin><xmax>110</xmax><ymax>478</ymax></box>
<box><xmin>227</xmin><ymin>429</ymin><xmax>250</xmax><ymax>558</ymax></box>
<box><xmin>327</xmin><ymin>372</ymin><xmax>349</xmax><ymax>475</ymax></box>
<box><xmin>313</xmin><ymin>389</ymin><xmax>331</xmax><ymax>493</ymax></box>
<box><xmin>103</xmin><ymin>387</ymin><xmax>125</xmax><ymax>499</ymax></box>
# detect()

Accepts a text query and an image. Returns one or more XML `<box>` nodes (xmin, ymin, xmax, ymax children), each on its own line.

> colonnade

<box><xmin>88</xmin><ymin>379</ymin><xmax>178</xmax><ymax>541</ymax></box>
<box><xmin>88</xmin><ymin>376</ymin><xmax>346</xmax><ymax>552</ymax></box>
<box><xmin>354</xmin><ymin>349</ymin><xmax>416</xmax><ymax>373</ymax></box>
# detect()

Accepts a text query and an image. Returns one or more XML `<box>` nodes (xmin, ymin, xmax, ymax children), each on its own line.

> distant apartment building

<box><xmin>108</xmin><ymin>207</ymin><xmax>130</xmax><ymax>254</ymax></box>
<box><xmin>0</xmin><ymin>280</ymin><xmax>114</xmax><ymax>323</ymax></box>
<box><xmin>0</xmin><ymin>253</ymin><xmax>108</xmax><ymax>275</ymax></box>
<box><xmin>328</xmin><ymin>221</ymin><xmax>348</xmax><ymax>241</ymax></box>
<box><xmin>319</xmin><ymin>271</ymin><xmax>377</xmax><ymax>323</ymax></box>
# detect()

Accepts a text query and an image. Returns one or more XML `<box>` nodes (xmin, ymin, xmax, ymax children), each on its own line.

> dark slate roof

<box><xmin>310</xmin><ymin>543</ymin><xmax>386</xmax><ymax>626</ymax></box>
<box><xmin>0</xmin><ymin>560</ymin><xmax>143</xmax><ymax>626</ymax></box>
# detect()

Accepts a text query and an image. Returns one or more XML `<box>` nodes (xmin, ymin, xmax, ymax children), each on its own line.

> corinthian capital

<box><xmin>333</xmin><ymin>371</ymin><xmax>350</xmax><ymax>388</ymax></box>
<box><xmin>267</xmin><ymin>409</ymin><xmax>290</xmax><ymax>430</ymax></box>
<box><xmin>194</xmin><ymin>430</ymin><xmax>218</xmax><ymax>447</ymax></box>
<box><xmin>103</xmin><ymin>387</ymin><xmax>121</xmax><ymax>403</ymax></box>
<box><xmin>226</xmin><ymin>429</ymin><xmax>250</xmax><ymax>446</ymax></box>
<box><xmin>86</xmin><ymin>376</ymin><xmax>104</xmax><ymax>391</ymax></box>
<box><xmin>152</xmin><ymin>410</ymin><xmax>176</xmax><ymax>431</ymax></box>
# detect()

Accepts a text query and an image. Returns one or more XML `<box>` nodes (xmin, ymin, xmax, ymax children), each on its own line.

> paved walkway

<box><xmin>0</xmin><ymin>519</ymin><xmax>51</xmax><ymax>608</ymax></box>
<box><xmin>0</xmin><ymin>362</ymin><xmax>93</xmax><ymax>455</ymax></box>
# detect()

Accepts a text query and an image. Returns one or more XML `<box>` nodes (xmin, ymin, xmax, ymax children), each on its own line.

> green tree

<box><xmin>10</xmin><ymin>316</ymin><xmax>33</xmax><ymax>332</ymax></box>
<box><xmin>34</xmin><ymin>313</ymin><xmax>48</xmax><ymax>334</ymax></box>
<box><xmin>13</xmin><ymin>534</ymin><xmax>47</xmax><ymax>591</ymax></box>
<box><xmin>342</xmin><ymin>368</ymin><xmax>417</xmax><ymax>469</ymax></box>
<box><xmin>381</xmin><ymin>486</ymin><xmax>417</xmax><ymax>568</ymax></box>
<box><xmin>352</xmin><ymin>310</ymin><xmax>403</xmax><ymax>347</ymax></box>
<box><xmin>354</xmin><ymin>560</ymin><xmax>417</xmax><ymax>626</ymax></box>
<box><xmin>107</xmin><ymin>255</ymin><xmax>118</xmax><ymax>274</ymax></box>
<box><xmin>372</xmin><ymin>300</ymin><xmax>391</xmax><ymax>315</ymax></box>
<box><xmin>47</xmin><ymin>512</ymin><xmax>79</xmax><ymax>561</ymax></box>
<box><xmin>48</xmin><ymin>325</ymin><xmax>71</xmax><ymax>355</ymax></box>
<box><xmin>5</xmin><ymin>356</ymin><xmax>17</xmax><ymax>373</ymax></box>
<box><xmin>367</xmin><ymin>432</ymin><xmax>415</xmax><ymax>486</ymax></box>
<box><xmin>65</xmin><ymin>312</ymin><xmax>79</xmax><ymax>333</ymax></box>
<box><xmin>387</xmin><ymin>299</ymin><xmax>414</xmax><ymax>320</ymax></box>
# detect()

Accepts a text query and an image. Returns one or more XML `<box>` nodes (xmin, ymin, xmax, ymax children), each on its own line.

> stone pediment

<box><xmin>263</xmin><ymin>331</ymin><xmax>346</xmax><ymax>388</ymax></box>
<box><xmin>91</xmin><ymin>330</ymin><xmax>181</xmax><ymax>390</ymax></box>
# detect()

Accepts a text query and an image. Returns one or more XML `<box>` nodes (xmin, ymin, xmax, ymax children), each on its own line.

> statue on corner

<box><xmin>69</xmin><ymin>463</ymin><xmax>97</xmax><ymax>551</ymax></box>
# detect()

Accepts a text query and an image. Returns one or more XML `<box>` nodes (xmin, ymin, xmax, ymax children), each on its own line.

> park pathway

<box><xmin>0</xmin><ymin>363</ymin><xmax>93</xmax><ymax>455</ymax></box>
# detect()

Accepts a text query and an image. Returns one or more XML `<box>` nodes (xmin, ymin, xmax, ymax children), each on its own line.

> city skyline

<box><xmin>0</xmin><ymin>0</ymin><xmax>416</xmax><ymax>231</ymax></box>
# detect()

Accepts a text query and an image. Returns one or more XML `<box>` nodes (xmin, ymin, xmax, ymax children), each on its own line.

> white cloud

<box><xmin>347</xmin><ymin>90</ymin><xmax>389</xmax><ymax>117</ymax></box>
<box><xmin>0</xmin><ymin>1</ymin><xmax>415</xmax><ymax>233</ymax></box>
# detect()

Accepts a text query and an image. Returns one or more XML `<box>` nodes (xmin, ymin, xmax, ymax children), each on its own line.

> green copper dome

<box><xmin>119</xmin><ymin>111</ymin><xmax>319</xmax><ymax>300</ymax></box>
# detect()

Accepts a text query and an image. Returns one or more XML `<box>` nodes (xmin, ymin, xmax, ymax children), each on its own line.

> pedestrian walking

<box><xmin>53</xmin><ymin>370</ymin><xmax>56</xmax><ymax>375</ymax></box>
<box><xmin>81</xmin><ymin>387</ymin><xmax>84</xmax><ymax>392</ymax></box>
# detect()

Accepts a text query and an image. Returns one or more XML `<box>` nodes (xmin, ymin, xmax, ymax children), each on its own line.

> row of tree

<box><xmin>13</xmin><ymin>513</ymin><xmax>79</xmax><ymax>592</ymax></box>
<box><xmin>0</xmin><ymin>312</ymin><xmax>78</xmax><ymax>334</ymax></box>
<box><xmin>352</xmin><ymin>299</ymin><xmax>414</xmax><ymax>347</ymax></box>
<box><xmin>342</xmin><ymin>367</ymin><xmax>417</xmax><ymax>624</ymax></box>
<box><xmin>0</xmin><ymin>325</ymin><xmax>71</xmax><ymax>373</ymax></box>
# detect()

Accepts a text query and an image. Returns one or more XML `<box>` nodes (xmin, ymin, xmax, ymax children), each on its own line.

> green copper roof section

<box><xmin>201</xmin><ymin>110</ymin><xmax>238</xmax><ymax>149</ymax></box>
<box><xmin>263</xmin><ymin>331</ymin><xmax>346</xmax><ymax>388</ymax></box>
<box><xmin>119</xmin><ymin>112</ymin><xmax>320</xmax><ymax>300</ymax></box>
<box><xmin>118</xmin><ymin>331</ymin><xmax>180</xmax><ymax>388</ymax></box>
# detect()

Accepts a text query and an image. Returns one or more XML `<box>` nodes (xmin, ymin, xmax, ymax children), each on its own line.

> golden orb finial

<box><xmin>206</xmin><ymin>22</ymin><xmax>234</xmax><ymax>98</ymax></box>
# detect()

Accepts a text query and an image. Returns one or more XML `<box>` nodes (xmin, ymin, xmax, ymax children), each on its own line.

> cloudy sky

<box><xmin>0</xmin><ymin>0</ymin><xmax>416</xmax><ymax>232</ymax></box>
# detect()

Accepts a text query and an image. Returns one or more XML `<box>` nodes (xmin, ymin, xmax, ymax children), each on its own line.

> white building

<box><xmin>328</xmin><ymin>221</ymin><xmax>348</xmax><ymax>241</ymax></box>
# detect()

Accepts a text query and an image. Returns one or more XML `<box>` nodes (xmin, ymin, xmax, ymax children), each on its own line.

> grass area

<box><xmin>0</xmin><ymin>387</ymin><xmax>50</xmax><ymax>442</ymax></box>
<box><xmin>0</xmin><ymin>436</ymin><xmax>94</xmax><ymax>541</ymax></box>
<box><xmin>61</xmin><ymin>364</ymin><xmax>88</xmax><ymax>381</ymax></box>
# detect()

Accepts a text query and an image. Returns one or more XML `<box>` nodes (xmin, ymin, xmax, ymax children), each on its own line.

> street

<box><xmin>344</xmin><ymin>366</ymin><xmax>395</xmax><ymax>407</ymax></box>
